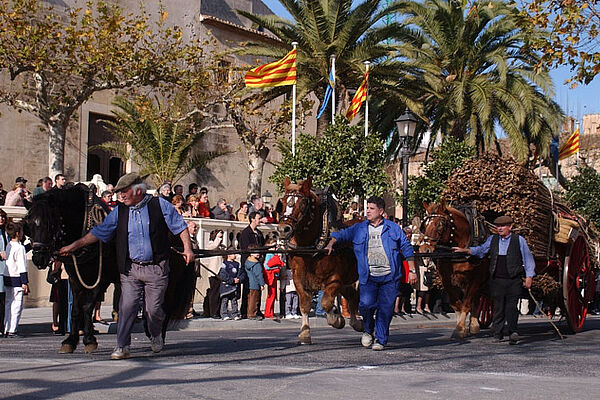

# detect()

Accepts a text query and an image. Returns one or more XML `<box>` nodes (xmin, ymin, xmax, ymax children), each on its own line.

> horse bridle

<box><xmin>421</xmin><ymin>211</ymin><xmax>456</xmax><ymax>247</ymax></box>
<box><xmin>280</xmin><ymin>192</ymin><xmax>312</xmax><ymax>225</ymax></box>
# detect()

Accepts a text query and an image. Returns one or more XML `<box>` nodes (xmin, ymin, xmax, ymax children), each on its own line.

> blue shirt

<box><xmin>90</xmin><ymin>195</ymin><xmax>187</xmax><ymax>262</ymax></box>
<box><xmin>469</xmin><ymin>234</ymin><xmax>536</xmax><ymax>278</ymax></box>
<box><xmin>331</xmin><ymin>219</ymin><xmax>414</xmax><ymax>285</ymax></box>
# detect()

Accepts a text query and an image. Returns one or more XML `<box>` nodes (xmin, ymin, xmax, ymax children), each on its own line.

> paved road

<box><xmin>1</xmin><ymin>312</ymin><xmax>599</xmax><ymax>399</ymax></box>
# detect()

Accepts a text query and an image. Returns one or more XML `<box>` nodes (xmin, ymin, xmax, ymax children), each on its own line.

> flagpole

<box><xmin>363</xmin><ymin>61</ymin><xmax>370</xmax><ymax>217</ymax></box>
<box><xmin>576</xmin><ymin>121</ymin><xmax>580</xmax><ymax>166</ymax></box>
<box><xmin>291</xmin><ymin>42</ymin><xmax>298</xmax><ymax>156</ymax></box>
<box><xmin>331</xmin><ymin>54</ymin><xmax>336</xmax><ymax>125</ymax></box>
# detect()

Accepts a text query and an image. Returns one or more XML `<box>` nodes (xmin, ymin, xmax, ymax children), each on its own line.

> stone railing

<box><xmin>185</xmin><ymin>217</ymin><xmax>278</xmax><ymax>248</ymax></box>
<box><xmin>0</xmin><ymin>206</ymin><xmax>280</xmax><ymax>308</ymax></box>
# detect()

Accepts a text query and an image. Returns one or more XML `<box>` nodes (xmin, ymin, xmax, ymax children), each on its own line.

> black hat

<box><xmin>15</xmin><ymin>176</ymin><xmax>27</xmax><ymax>184</ymax></box>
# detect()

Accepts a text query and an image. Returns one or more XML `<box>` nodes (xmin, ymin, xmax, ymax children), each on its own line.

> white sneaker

<box><xmin>361</xmin><ymin>332</ymin><xmax>373</xmax><ymax>348</ymax></box>
<box><xmin>372</xmin><ymin>340</ymin><xmax>384</xmax><ymax>351</ymax></box>
<box><xmin>293</xmin><ymin>314</ymin><xmax>301</xmax><ymax>319</ymax></box>
<box><xmin>222</xmin><ymin>316</ymin><xmax>231</xmax><ymax>321</ymax></box>
<box><xmin>150</xmin><ymin>336</ymin><xmax>164</xmax><ymax>353</ymax></box>
<box><xmin>110</xmin><ymin>346</ymin><xmax>131</xmax><ymax>360</ymax></box>
<box><xmin>233</xmin><ymin>316</ymin><xmax>241</xmax><ymax>320</ymax></box>
<box><xmin>285</xmin><ymin>314</ymin><xmax>293</xmax><ymax>319</ymax></box>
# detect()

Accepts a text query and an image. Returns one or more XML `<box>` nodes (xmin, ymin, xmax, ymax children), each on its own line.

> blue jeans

<box><xmin>315</xmin><ymin>290</ymin><xmax>325</xmax><ymax>316</ymax></box>
<box><xmin>359</xmin><ymin>274</ymin><xmax>398</xmax><ymax>345</ymax></box>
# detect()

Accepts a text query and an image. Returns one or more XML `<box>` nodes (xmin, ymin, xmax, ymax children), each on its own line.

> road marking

<box><xmin>480</xmin><ymin>387</ymin><xmax>503</xmax><ymax>392</ymax></box>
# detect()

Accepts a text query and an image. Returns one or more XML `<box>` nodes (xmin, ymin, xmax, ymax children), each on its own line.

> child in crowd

<box><xmin>263</xmin><ymin>239</ymin><xmax>283</xmax><ymax>318</ymax></box>
<box><xmin>218</xmin><ymin>253</ymin><xmax>243</xmax><ymax>320</ymax></box>
<box><xmin>3</xmin><ymin>222</ymin><xmax>29</xmax><ymax>337</ymax></box>
<box><xmin>244</xmin><ymin>245</ymin><xmax>265</xmax><ymax>320</ymax></box>
<box><xmin>280</xmin><ymin>266</ymin><xmax>299</xmax><ymax>319</ymax></box>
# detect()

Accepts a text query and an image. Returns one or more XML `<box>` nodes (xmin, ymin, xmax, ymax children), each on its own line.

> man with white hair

<box><xmin>60</xmin><ymin>173</ymin><xmax>194</xmax><ymax>359</ymax></box>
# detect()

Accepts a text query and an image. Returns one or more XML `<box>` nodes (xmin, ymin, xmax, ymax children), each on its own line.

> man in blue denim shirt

<box><xmin>453</xmin><ymin>215</ymin><xmax>535</xmax><ymax>345</ymax></box>
<box><xmin>60</xmin><ymin>173</ymin><xmax>194</xmax><ymax>359</ymax></box>
<box><xmin>324</xmin><ymin>196</ymin><xmax>416</xmax><ymax>351</ymax></box>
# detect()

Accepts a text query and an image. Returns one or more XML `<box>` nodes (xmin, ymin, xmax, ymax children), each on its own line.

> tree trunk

<box><xmin>316</xmin><ymin>109</ymin><xmax>331</xmax><ymax>138</ymax></box>
<box><xmin>247</xmin><ymin>146</ymin><xmax>270</xmax><ymax>200</ymax></box>
<box><xmin>47</xmin><ymin>120</ymin><xmax>68</xmax><ymax>178</ymax></box>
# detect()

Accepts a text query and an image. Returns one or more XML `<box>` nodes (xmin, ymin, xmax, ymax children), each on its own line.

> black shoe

<box><xmin>6</xmin><ymin>333</ymin><xmax>24</xmax><ymax>338</ymax></box>
<box><xmin>509</xmin><ymin>332</ymin><xmax>520</xmax><ymax>345</ymax></box>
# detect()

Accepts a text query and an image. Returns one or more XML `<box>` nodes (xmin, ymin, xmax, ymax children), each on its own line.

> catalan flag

<box><xmin>345</xmin><ymin>70</ymin><xmax>369</xmax><ymax>121</ymax></box>
<box><xmin>244</xmin><ymin>49</ymin><xmax>297</xmax><ymax>88</ymax></box>
<box><xmin>558</xmin><ymin>128</ymin><xmax>580</xmax><ymax>160</ymax></box>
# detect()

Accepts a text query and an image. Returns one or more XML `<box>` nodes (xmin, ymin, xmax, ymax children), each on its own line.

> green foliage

<box><xmin>565</xmin><ymin>166</ymin><xmax>600</xmax><ymax>226</ymax></box>
<box><xmin>389</xmin><ymin>0</ymin><xmax>562</xmax><ymax>161</ymax></box>
<box><xmin>270</xmin><ymin>116</ymin><xmax>388</xmax><ymax>205</ymax></box>
<box><xmin>97</xmin><ymin>95</ymin><xmax>223</xmax><ymax>187</ymax></box>
<box><xmin>406</xmin><ymin>138</ymin><xmax>475</xmax><ymax>217</ymax></box>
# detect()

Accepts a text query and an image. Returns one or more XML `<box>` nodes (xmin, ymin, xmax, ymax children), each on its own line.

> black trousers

<box><xmin>490</xmin><ymin>276</ymin><xmax>522</xmax><ymax>336</ymax></box>
<box><xmin>0</xmin><ymin>292</ymin><xmax>5</xmax><ymax>333</ymax></box>
<box><xmin>203</xmin><ymin>277</ymin><xmax>221</xmax><ymax>318</ymax></box>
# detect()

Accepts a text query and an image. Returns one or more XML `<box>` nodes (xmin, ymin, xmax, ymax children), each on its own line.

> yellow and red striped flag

<box><xmin>244</xmin><ymin>49</ymin><xmax>297</xmax><ymax>88</ymax></box>
<box><xmin>345</xmin><ymin>70</ymin><xmax>369</xmax><ymax>120</ymax></box>
<box><xmin>558</xmin><ymin>128</ymin><xmax>580</xmax><ymax>160</ymax></box>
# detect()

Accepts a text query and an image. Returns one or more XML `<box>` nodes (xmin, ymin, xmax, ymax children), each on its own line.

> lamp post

<box><xmin>394</xmin><ymin>110</ymin><xmax>418</xmax><ymax>227</ymax></box>
<box><xmin>262</xmin><ymin>190</ymin><xmax>273</xmax><ymax>206</ymax></box>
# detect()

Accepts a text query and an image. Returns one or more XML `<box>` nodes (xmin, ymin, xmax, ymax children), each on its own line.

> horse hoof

<box><xmin>58</xmin><ymin>344</ymin><xmax>75</xmax><ymax>354</ymax></box>
<box><xmin>330</xmin><ymin>316</ymin><xmax>345</xmax><ymax>329</ymax></box>
<box><xmin>84</xmin><ymin>343</ymin><xmax>98</xmax><ymax>354</ymax></box>
<box><xmin>350</xmin><ymin>319</ymin><xmax>364</xmax><ymax>332</ymax></box>
<box><xmin>470</xmin><ymin>325</ymin><xmax>481</xmax><ymax>335</ymax></box>
<box><xmin>451</xmin><ymin>329</ymin><xmax>466</xmax><ymax>340</ymax></box>
<box><xmin>297</xmin><ymin>336</ymin><xmax>312</xmax><ymax>345</ymax></box>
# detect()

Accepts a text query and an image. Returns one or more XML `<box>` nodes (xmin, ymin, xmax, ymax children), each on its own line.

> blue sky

<box><xmin>262</xmin><ymin>0</ymin><xmax>599</xmax><ymax>123</ymax></box>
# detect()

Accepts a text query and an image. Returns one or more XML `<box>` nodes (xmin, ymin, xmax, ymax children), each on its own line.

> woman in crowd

<box><xmin>0</xmin><ymin>209</ymin><xmax>9</xmax><ymax>333</ymax></box>
<box><xmin>4</xmin><ymin>183</ymin><xmax>30</xmax><ymax>207</ymax></box>
<box><xmin>197</xmin><ymin>191</ymin><xmax>210</xmax><ymax>218</ymax></box>
<box><xmin>187</xmin><ymin>194</ymin><xmax>201</xmax><ymax>217</ymax></box>
<box><xmin>172</xmin><ymin>195</ymin><xmax>190</xmax><ymax>217</ymax></box>
<box><xmin>158</xmin><ymin>183</ymin><xmax>172</xmax><ymax>202</ymax></box>
<box><xmin>236</xmin><ymin>201</ymin><xmax>248</xmax><ymax>222</ymax></box>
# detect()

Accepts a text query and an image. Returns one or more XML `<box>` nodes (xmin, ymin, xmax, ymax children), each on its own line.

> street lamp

<box><xmin>262</xmin><ymin>190</ymin><xmax>273</xmax><ymax>205</ymax></box>
<box><xmin>395</xmin><ymin>110</ymin><xmax>418</xmax><ymax>228</ymax></box>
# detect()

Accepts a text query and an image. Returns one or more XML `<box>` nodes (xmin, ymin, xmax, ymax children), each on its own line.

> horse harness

<box><xmin>280</xmin><ymin>188</ymin><xmax>338</xmax><ymax>252</ymax></box>
<box><xmin>71</xmin><ymin>189</ymin><xmax>107</xmax><ymax>290</ymax></box>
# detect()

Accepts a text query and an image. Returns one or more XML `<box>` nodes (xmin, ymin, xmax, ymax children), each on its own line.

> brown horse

<box><xmin>277</xmin><ymin>178</ymin><xmax>363</xmax><ymax>344</ymax></box>
<box><xmin>421</xmin><ymin>199</ymin><xmax>489</xmax><ymax>339</ymax></box>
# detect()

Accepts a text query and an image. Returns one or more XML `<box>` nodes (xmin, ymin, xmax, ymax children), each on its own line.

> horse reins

<box><xmin>72</xmin><ymin>190</ymin><xmax>105</xmax><ymax>290</ymax></box>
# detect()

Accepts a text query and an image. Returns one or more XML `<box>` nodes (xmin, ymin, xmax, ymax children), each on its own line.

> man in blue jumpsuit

<box><xmin>324</xmin><ymin>196</ymin><xmax>416</xmax><ymax>350</ymax></box>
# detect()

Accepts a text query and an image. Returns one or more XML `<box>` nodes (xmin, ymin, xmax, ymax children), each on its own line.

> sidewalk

<box><xmin>17</xmin><ymin>304</ymin><xmax>462</xmax><ymax>335</ymax></box>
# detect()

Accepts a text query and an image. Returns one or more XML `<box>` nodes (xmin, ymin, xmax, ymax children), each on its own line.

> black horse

<box><xmin>25</xmin><ymin>184</ymin><xmax>195</xmax><ymax>354</ymax></box>
<box><xmin>24</xmin><ymin>184</ymin><xmax>118</xmax><ymax>353</ymax></box>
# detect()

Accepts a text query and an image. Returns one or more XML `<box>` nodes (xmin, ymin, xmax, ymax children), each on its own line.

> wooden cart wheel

<box><xmin>477</xmin><ymin>294</ymin><xmax>493</xmax><ymax>329</ymax></box>
<box><xmin>562</xmin><ymin>235</ymin><xmax>595</xmax><ymax>333</ymax></box>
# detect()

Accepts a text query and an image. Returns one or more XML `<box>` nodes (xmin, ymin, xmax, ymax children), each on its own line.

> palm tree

<box><xmin>96</xmin><ymin>95</ymin><xmax>224</xmax><ymax>187</ymax></box>
<box><xmin>236</xmin><ymin>0</ymin><xmax>406</xmax><ymax>135</ymax></box>
<box><xmin>388</xmin><ymin>0</ymin><xmax>562</xmax><ymax>161</ymax></box>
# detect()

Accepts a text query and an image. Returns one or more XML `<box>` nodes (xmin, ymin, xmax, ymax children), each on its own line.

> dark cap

<box><xmin>15</xmin><ymin>177</ymin><xmax>27</xmax><ymax>184</ymax></box>
<box><xmin>494</xmin><ymin>215</ymin><xmax>513</xmax><ymax>225</ymax></box>
<box><xmin>114</xmin><ymin>172</ymin><xmax>142</xmax><ymax>192</ymax></box>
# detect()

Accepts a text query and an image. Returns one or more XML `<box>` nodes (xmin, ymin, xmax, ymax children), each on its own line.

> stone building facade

<box><xmin>0</xmin><ymin>0</ymin><xmax>290</xmax><ymax>209</ymax></box>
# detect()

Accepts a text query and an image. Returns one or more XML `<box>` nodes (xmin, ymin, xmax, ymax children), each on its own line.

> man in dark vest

<box><xmin>453</xmin><ymin>215</ymin><xmax>535</xmax><ymax>344</ymax></box>
<box><xmin>59</xmin><ymin>173</ymin><xmax>194</xmax><ymax>359</ymax></box>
